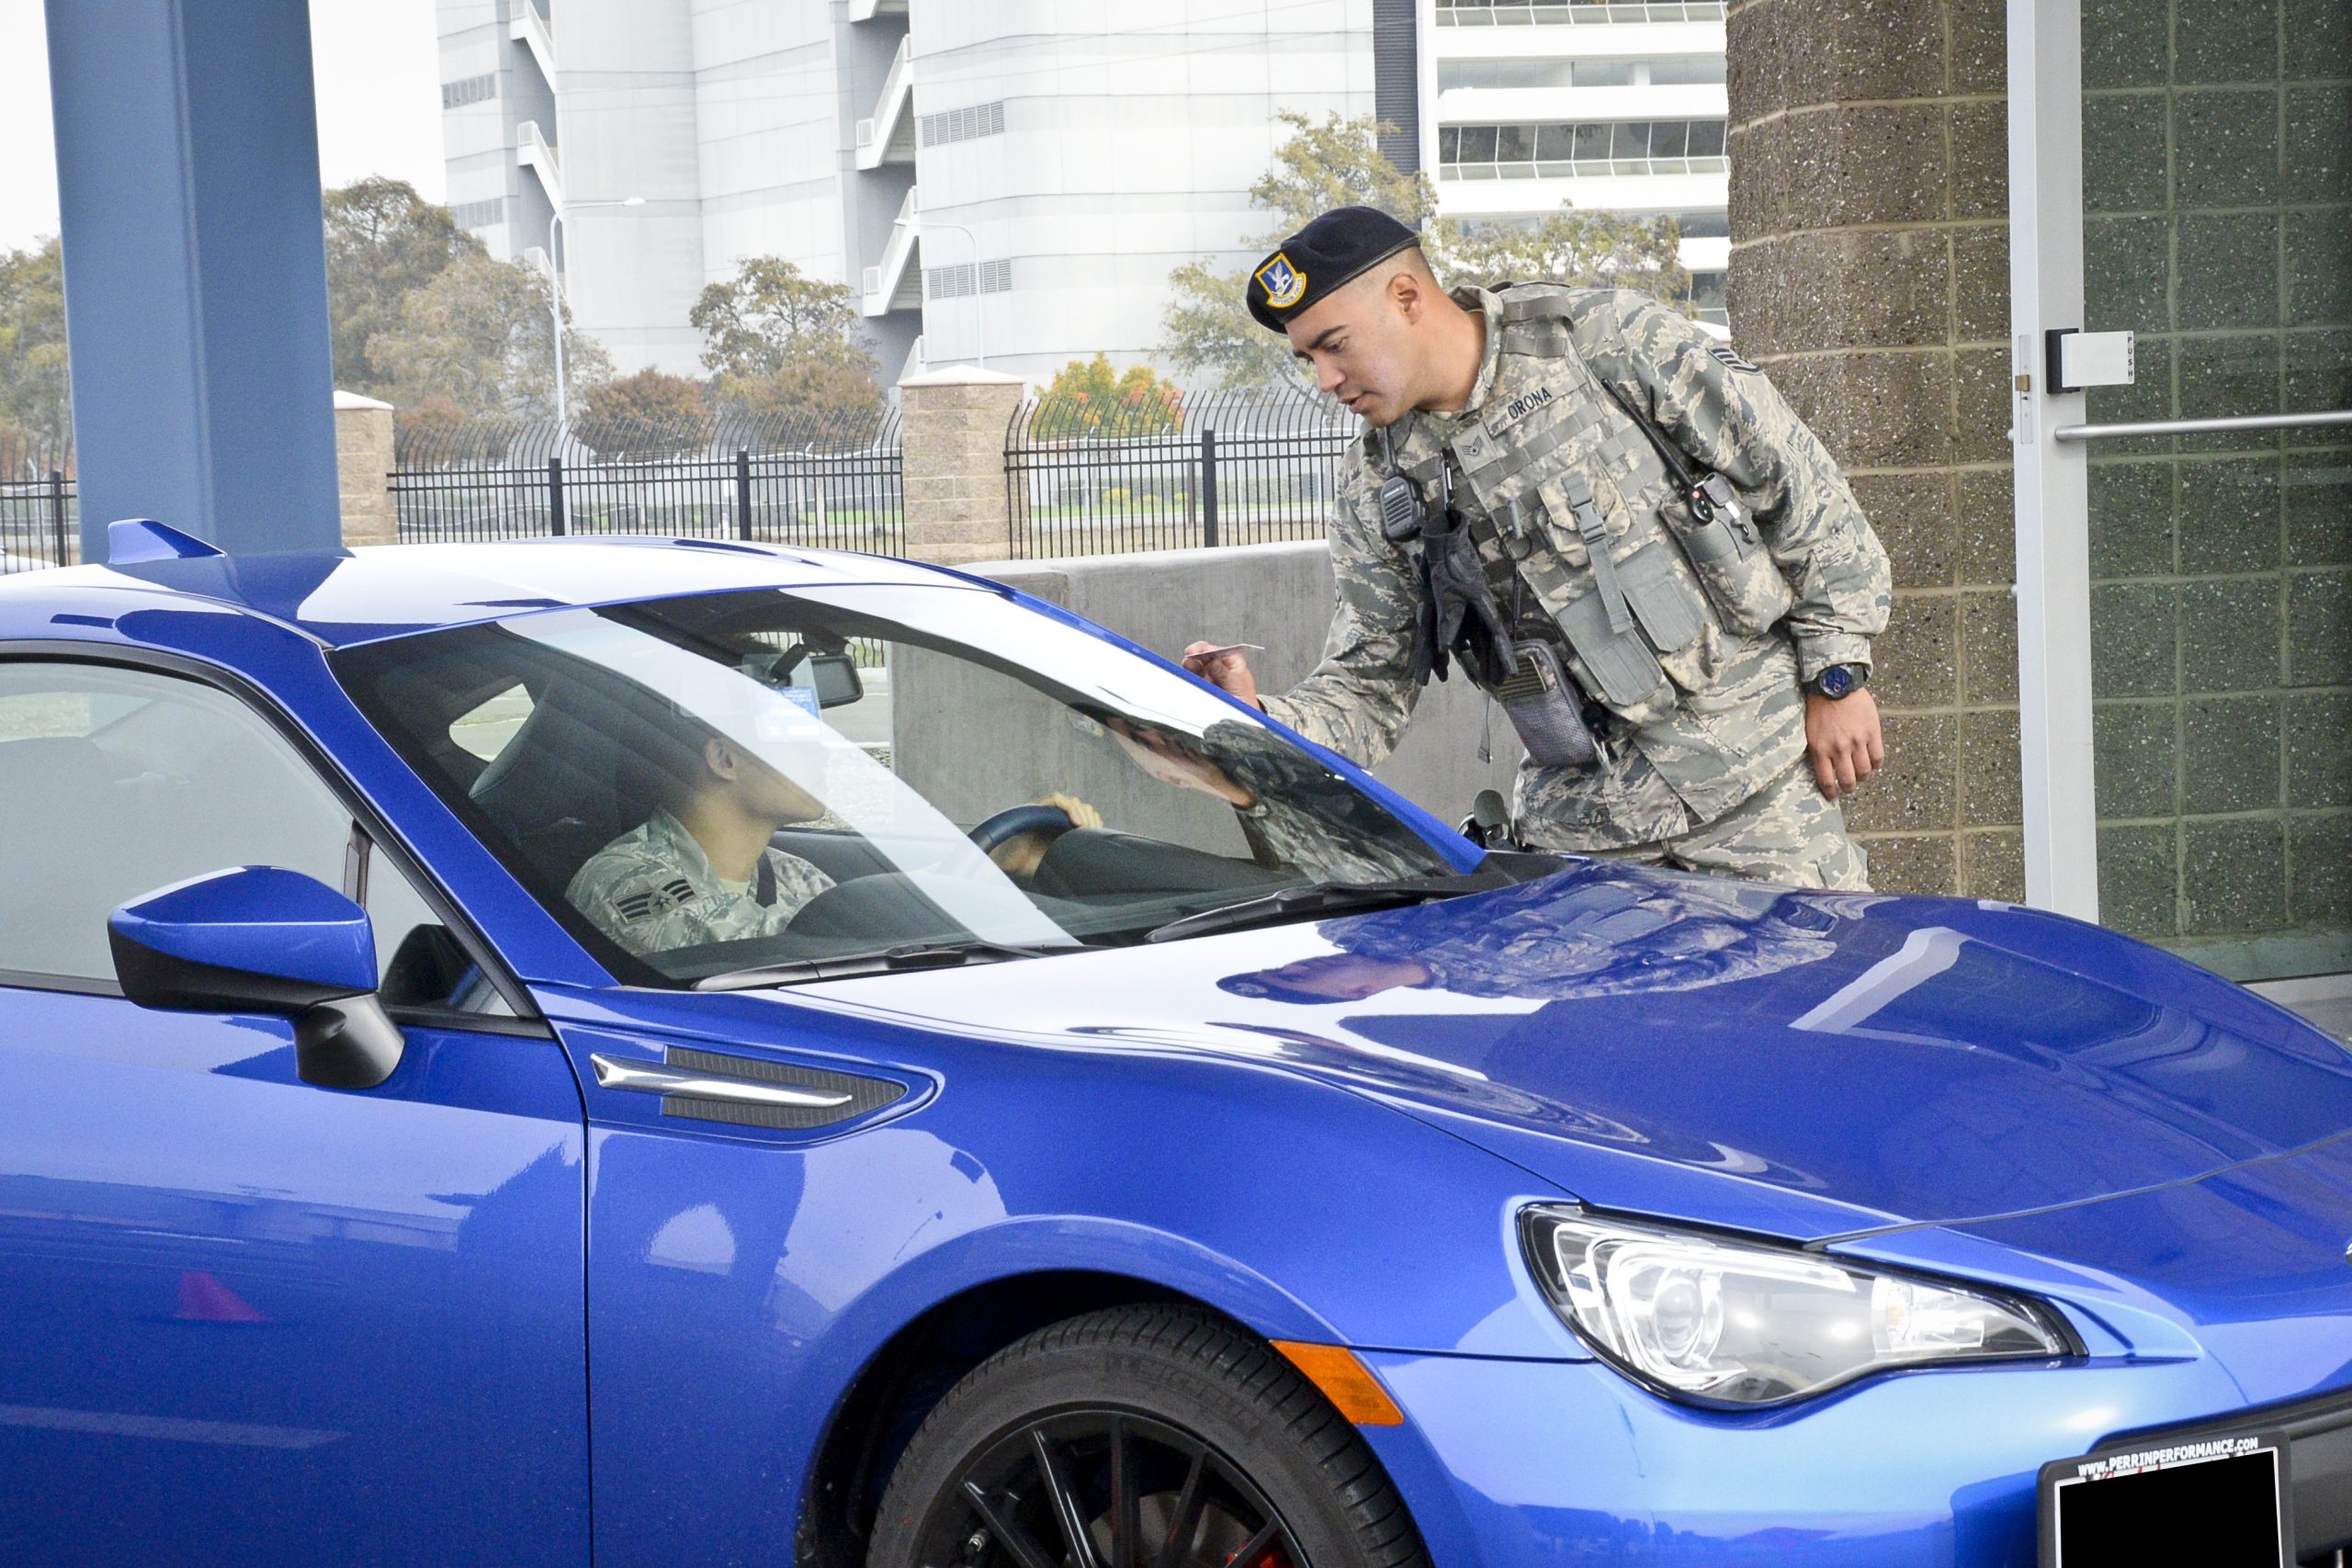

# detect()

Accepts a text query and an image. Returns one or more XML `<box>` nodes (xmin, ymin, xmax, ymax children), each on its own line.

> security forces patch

<box><xmin>1709</xmin><ymin>343</ymin><xmax>1760</xmax><ymax>373</ymax></box>
<box><xmin>1255</xmin><ymin>252</ymin><xmax>1308</xmax><ymax>310</ymax></box>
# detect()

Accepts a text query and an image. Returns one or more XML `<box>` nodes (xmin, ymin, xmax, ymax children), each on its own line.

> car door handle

<box><xmin>588</xmin><ymin>1053</ymin><xmax>854</xmax><ymax>1110</ymax></box>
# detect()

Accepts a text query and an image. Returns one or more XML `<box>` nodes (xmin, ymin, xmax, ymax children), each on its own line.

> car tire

<box><xmin>866</xmin><ymin>1303</ymin><xmax>1430</xmax><ymax>1568</ymax></box>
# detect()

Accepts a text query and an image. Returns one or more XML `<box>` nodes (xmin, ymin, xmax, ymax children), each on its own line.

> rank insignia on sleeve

<box><xmin>1255</xmin><ymin>253</ymin><xmax>1308</xmax><ymax>310</ymax></box>
<box><xmin>615</xmin><ymin>877</ymin><xmax>697</xmax><ymax>922</ymax></box>
<box><xmin>1708</xmin><ymin>343</ymin><xmax>1760</xmax><ymax>373</ymax></box>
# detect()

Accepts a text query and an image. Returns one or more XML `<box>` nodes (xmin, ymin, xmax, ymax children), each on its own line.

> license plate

<box><xmin>2040</xmin><ymin>1430</ymin><xmax>2290</xmax><ymax>1567</ymax></box>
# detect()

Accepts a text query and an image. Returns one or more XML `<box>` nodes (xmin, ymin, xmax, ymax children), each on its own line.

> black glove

<box><xmin>1423</xmin><ymin>519</ymin><xmax>1514</xmax><ymax>689</ymax></box>
<box><xmin>1414</xmin><ymin>551</ymin><xmax>1444</xmax><ymax>683</ymax></box>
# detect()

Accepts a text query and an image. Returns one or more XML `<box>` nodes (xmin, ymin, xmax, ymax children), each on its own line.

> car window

<box><xmin>450</xmin><ymin>681</ymin><xmax>535</xmax><ymax>762</ymax></box>
<box><xmin>334</xmin><ymin>585</ymin><xmax>1453</xmax><ymax>987</ymax></box>
<box><xmin>0</xmin><ymin>660</ymin><xmax>502</xmax><ymax>1014</ymax></box>
<box><xmin>362</xmin><ymin>833</ymin><xmax>517</xmax><ymax>1016</ymax></box>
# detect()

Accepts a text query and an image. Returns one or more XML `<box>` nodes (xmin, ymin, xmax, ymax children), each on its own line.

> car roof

<box><xmin>0</xmin><ymin>537</ymin><xmax>993</xmax><ymax>650</ymax></box>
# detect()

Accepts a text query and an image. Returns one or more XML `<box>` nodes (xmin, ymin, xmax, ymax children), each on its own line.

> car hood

<box><xmin>799</xmin><ymin>862</ymin><xmax>2352</xmax><ymax>1242</ymax></box>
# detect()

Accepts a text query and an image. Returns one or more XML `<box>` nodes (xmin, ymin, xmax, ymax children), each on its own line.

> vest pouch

<box><xmin>1619</xmin><ymin>544</ymin><xmax>1707</xmax><ymax>655</ymax></box>
<box><xmin>1555</xmin><ymin>579</ymin><xmax>1672</xmax><ymax>711</ymax></box>
<box><xmin>1667</xmin><ymin>502</ymin><xmax>1742</xmax><ymax>567</ymax></box>
<box><xmin>1492</xmin><ymin>639</ymin><xmax>1601</xmax><ymax>770</ymax></box>
<box><xmin>1662</xmin><ymin>479</ymin><xmax>1793</xmax><ymax>638</ymax></box>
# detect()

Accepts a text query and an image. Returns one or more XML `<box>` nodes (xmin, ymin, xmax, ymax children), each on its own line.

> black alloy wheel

<box><xmin>868</xmin><ymin>1305</ymin><xmax>1430</xmax><ymax>1568</ymax></box>
<box><xmin>938</xmin><ymin>1409</ymin><xmax>1297</xmax><ymax>1568</ymax></box>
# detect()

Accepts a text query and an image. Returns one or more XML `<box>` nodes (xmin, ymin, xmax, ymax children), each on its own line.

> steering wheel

<box><xmin>967</xmin><ymin>803</ymin><xmax>1081</xmax><ymax>856</ymax></box>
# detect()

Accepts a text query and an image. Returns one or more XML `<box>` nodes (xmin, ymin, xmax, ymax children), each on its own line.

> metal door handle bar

<box><xmin>589</xmin><ymin>1053</ymin><xmax>854</xmax><ymax>1109</ymax></box>
<box><xmin>2052</xmin><ymin>408</ymin><xmax>2352</xmax><ymax>443</ymax></box>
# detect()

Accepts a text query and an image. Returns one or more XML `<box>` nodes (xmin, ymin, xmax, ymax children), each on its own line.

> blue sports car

<box><xmin>3</xmin><ymin>522</ymin><xmax>2349</xmax><ymax>1568</ymax></box>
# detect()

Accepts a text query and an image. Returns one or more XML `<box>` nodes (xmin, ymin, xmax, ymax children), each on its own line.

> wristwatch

<box><xmin>1807</xmin><ymin>663</ymin><xmax>1870</xmax><ymax>700</ymax></box>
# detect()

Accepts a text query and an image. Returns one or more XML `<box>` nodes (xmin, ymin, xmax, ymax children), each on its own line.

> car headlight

<box><xmin>1520</xmin><ymin>1205</ymin><xmax>2074</xmax><ymax>1408</ymax></box>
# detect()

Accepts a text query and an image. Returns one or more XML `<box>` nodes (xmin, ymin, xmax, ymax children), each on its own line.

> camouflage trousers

<box><xmin>1576</xmin><ymin>755</ymin><xmax>1871</xmax><ymax>891</ymax></box>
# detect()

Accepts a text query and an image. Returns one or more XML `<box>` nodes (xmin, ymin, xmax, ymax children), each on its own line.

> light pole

<box><xmin>545</xmin><ymin>195</ymin><xmax>644</xmax><ymax>422</ymax></box>
<box><xmin>920</xmin><ymin>217</ymin><xmax>985</xmax><ymax>369</ymax></box>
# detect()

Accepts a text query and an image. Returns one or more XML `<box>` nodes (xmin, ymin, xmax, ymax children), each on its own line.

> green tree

<box><xmin>1440</xmin><ymin>207</ymin><xmax>1688</xmax><ymax>302</ymax></box>
<box><xmin>576</xmin><ymin>367</ymin><xmax>711</xmax><ymax>457</ymax></box>
<box><xmin>1244</xmin><ymin>111</ymin><xmax>1439</xmax><ymax>234</ymax></box>
<box><xmin>1032</xmin><ymin>354</ymin><xmax>1184</xmax><ymax>438</ymax></box>
<box><xmin>690</xmin><ymin>256</ymin><xmax>869</xmax><ymax>381</ymax></box>
<box><xmin>391</xmin><ymin>393</ymin><xmax>510</xmax><ymax>466</ymax></box>
<box><xmin>0</xmin><ymin>237</ymin><xmax>73</xmax><ymax>469</ymax></box>
<box><xmin>369</xmin><ymin>252</ymin><xmax>612</xmax><ymax>424</ymax></box>
<box><xmin>690</xmin><ymin>256</ymin><xmax>884</xmax><ymax>430</ymax></box>
<box><xmin>1162</xmin><ymin>112</ymin><xmax>1690</xmax><ymax>389</ymax></box>
<box><xmin>710</xmin><ymin>358</ymin><xmax>887</xmax><ymax>434</ymax></box>
<box><xmin>323</xmin><ymin>177</ymin><xmax>485</xmax><ymax>399</ymax></box>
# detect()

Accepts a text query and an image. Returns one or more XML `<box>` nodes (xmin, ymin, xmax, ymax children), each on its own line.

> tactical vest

<box><xmin>1377</xmin><ymin>286</ymin><xmax>1794</xmax><ymax>730</ymax></box>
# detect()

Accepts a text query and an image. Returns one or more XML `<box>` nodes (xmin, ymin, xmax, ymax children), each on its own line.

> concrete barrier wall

<box><xmin>903</xmin><ymin>540</ymin><xmax>1521</xmax><ymax>827</ymax></box>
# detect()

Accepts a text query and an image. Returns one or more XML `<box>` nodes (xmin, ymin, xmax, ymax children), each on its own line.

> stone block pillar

<box><xmin>334</xmin><ymin>391</ymin><xmax>396</xmax><ymax>547</ymax></box>
<box><xmin>898</xmin><ymin>366</ymin><xmax>1027</xmax><ymax>566</ymax></box>
<box><xmin>1727</xmin><ymin>0</ymin><xmax>2019</xmax><ymax>898</ymax></box>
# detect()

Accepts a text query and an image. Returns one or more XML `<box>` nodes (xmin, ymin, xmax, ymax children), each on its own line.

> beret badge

<box><xmin>1246</xmin><ymin>207</ymin><xmax>1419</xmax><ymax>332</ymax></box>
<box><xmin>1255</xmin><ymin>252</ymin><xmax>1308</xmax><ymax>310</ymax></box>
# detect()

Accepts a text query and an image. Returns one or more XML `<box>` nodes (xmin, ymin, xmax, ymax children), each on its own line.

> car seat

<box><xmin>467</xmin><ymin>675</ymin><xmax>639</xmax><ymax>895</ymax></box>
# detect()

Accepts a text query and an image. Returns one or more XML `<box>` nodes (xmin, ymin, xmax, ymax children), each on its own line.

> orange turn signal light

<box><xmin>1270</xmin><ymin>1340</ymin><xmax>1405</xmax><ymax>1427</ymax></box>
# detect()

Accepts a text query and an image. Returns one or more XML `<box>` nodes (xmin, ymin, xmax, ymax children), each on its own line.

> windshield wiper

<box><xmin>694</xmin><ymin>938</ymin><xmax>1091</xmax><ymax>991</ymax></box>
<box><xmin>1141</xmin><ymin>865</ymin><xmax>1519</xmax><ymax>945</ymax></box>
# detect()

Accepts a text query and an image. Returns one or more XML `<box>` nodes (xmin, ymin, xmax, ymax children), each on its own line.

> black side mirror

<box><xmin>108</xmin><ymin>865</ymin><xmax>405</xmax><ymax>1090</ymax></box>
<box><xmin>1459</xmin><ymin>788</ymin><xmax>1513</xmax><ymax>849</ymax></box>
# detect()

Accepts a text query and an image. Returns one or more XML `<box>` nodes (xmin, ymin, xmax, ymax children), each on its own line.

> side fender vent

<box><xmin>662</xmin><ymin>1045</ymin><xmax>906</xmax><ymax>1130</ymax></box>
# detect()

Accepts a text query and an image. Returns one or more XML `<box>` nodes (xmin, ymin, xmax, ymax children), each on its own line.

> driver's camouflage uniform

<box><xmin>569</xmin><ymin>807</ymin><xmax>834</xmax><ymax>958</ymax></box>
<box><xmin>1260</xmin><ymin>285</ymin><xmax>1891</xmax><ymax>889</ymax></box>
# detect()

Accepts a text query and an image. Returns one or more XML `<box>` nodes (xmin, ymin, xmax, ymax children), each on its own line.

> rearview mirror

<box><xmin>108</xmin><ymin>866</ymin><xmax>405</xmax><ymax>1090</ymax></box>
<box><xmin>808</xmin><ymin>649</ymin><xmax>863</xmax><ymax>709</ymax></box>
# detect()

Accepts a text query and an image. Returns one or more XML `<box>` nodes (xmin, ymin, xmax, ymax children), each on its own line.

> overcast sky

<box><xmin>0</xmin><ymin>0</ymin><xmax>446</xmax><ymax>254</ymax></box>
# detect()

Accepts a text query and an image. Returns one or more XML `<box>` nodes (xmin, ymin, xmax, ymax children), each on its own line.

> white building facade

<box><xmin>1417</xmin><ymin>0</ymin><xmax>1729</xmax><ymax>325</ymax></box>
<box><xmin>435</xmin><ymin>0</ymin><xmax>1385</xmax><ymax>385</ymax></box>
<box><xmin>433</xmin><ymin>0</ymin><xmax>1727</xmax><ymax>384</ymax></box>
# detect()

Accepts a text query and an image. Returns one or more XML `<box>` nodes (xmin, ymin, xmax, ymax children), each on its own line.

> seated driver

<box><xmin>568</xmin><ymin>728</ymin><xmax>837</xmax><ymax>958</ymax></box>
<box><xmin>570</xmin><ymin>721</ymin><xmax>1102</xmax><ymax>958</ymax></box>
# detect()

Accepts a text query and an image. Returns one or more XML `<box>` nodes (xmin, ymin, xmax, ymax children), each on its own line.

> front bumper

<box><xmin>1359</xmin><ymin>1348</ymin><xmax>2352</xmax><ymax>1566</ymax></box>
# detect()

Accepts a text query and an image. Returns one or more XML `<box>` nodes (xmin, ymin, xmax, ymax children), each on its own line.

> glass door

<box><xmin>2011</xmin><ymin>0</ymin><xmax>2352</xmax><ymax>993</ymax></box>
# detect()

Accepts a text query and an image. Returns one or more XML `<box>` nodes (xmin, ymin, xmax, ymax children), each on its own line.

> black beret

<box><xmin>1246</xmin><ymin>206</ymin><xmax>1422</xmax><ymax>333</ymax></box>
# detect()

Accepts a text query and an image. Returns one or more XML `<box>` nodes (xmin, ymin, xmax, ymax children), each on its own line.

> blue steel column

<box><xmin>45</xmin><ymin>0</ymin><xmax>342</xmax><ymax>558</ymax></box>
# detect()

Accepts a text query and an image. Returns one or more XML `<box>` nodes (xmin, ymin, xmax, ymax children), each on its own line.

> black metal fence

<box><xmin>1002</xmin><ymin>386</ymin><xmax>1353</xmax><ymax>558</ymax></box>
<box><xmin>390</xmin><ymin>407</ymin><xmax>904</xmax><ymax>555</ymax></box>
<box><xmin>1</xmin><ymin>437</ymin><xmax>77</xmax><ymax>573</ymax></box>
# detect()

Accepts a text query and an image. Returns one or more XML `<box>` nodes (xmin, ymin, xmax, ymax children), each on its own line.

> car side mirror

<box><xmin>808</xmin><ymin>649</ymin><xmax>863</xmax><ymax>709</ymax></box>
<box><xmin>107</xmin><ymin>865</ymin><xmax>405</xmax><ymax>1090</ymax></box>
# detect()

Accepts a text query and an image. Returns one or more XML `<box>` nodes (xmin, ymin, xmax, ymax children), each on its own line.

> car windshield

<box><xmin>333</xmin><ymin>582</ymin><xmax>1453</xmax><ymax>985</ymax></box>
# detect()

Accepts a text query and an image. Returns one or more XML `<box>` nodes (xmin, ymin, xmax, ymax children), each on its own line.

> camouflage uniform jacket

<box><xmin>568</xmin><ymin>807</ymin><xmax>835</xmax><ymax>958</ymax></box>
<box><xmin>1262</xmin><ymin>285</ymin><xmax>1892</xmax><ymax>851</ymax></box>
